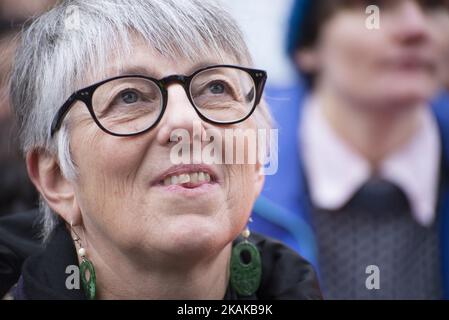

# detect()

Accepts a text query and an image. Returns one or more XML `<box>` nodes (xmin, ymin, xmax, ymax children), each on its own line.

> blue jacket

<box><xmin>252</xmin><ymin>86</ymin><xmax>449</xmax><ymax>298</ymax></box>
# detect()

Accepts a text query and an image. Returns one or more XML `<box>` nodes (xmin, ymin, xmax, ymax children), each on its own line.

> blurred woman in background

<box><xmin>254</xmin><ymin>0</ymin><xmax>449</xmax><ymax>299</ymax></box>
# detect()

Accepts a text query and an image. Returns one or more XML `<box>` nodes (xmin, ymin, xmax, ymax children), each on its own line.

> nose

<box><xmin>155</xmin><ymin>84</ymin><xmax>205</xmax><ymax>145</ymax></box>
<box><xmin>392</xmin><ymin>1</ymin><xmax>431</xmax><ymax>46</ymax></box>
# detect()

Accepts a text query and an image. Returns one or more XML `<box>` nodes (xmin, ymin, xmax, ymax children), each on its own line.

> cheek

<box><xmin>224</xmin><ymin>164</ymin><xmax>257</xmax><ymax>219</ymax></box>
<box><xmin>229</xmin><ymin>119</ymin><xmax>261</xmax><ymax>165</ymax></box>
<box><xmin>224</xmin><ymin>122</ymin><xmax>260</xmax><ymax>212</ymax></box>
<box><xmin>431</xmin><ymin>18</ymin><xmax>449</xmax><ymax>67</ymax></box>
<box><xmin>76</xmin><ymin>129</ymin><xmax>150</xmax><ymax>183</ymax></box>
<box><xmin>319</xmin><ymin>17</ymin><xmax>383</xmax><ymax>90</ymax></box>
<box><xmin>70</xmin><ymin>131</ymin><xmax>149</xmax><ymax>227</ymax></box>
<box><xmin>220</xmin><ymin>121</ymin><xmax>259</xmax><ymax>217</ymax></box>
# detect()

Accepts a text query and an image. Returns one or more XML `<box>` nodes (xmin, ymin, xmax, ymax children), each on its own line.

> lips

<box><xmin>396</xmin><ymin>58</ymin><xmax>430</xmax><ymax>69</ymax></box>
<box><xmin>152</xmin><ymin>164</ymin><xmax>218</xmax><ymax>189</ymax></box>
<box><xmin>386</xmin><ymin>53</ymin><xmax>434</xmax><ymax>71</ymax></box>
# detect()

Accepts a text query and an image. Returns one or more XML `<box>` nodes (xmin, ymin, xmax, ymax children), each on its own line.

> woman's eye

<box><xmin>361</xmin><ymin>0</ymin><xmax>389</xmax><ymax>9</ymax></box>
<box><xmin>121</xmin><ymin>90</ymin><xmax>139</xmax><ymax>104</ymax></box>
<box><xmin>208</xmin><ymin>82</ymin><xmax>226</xmax><ymax>94</ymax></box>
<box><xmin>419</xmin><ymin>0</ymin><xmax>449</xmax><ymax>10</ymax></box>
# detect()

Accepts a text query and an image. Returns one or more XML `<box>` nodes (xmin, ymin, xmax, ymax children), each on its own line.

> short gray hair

<box><xmin>10</xmin><ymin>0</ymin><xmax>273</xmax><ymax>241</ymax></box>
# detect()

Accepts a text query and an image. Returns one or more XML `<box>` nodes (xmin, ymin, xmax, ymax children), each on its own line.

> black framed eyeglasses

<box><xmin>50</xmin><ymin>64</ymin><xmax>267</xmax><ymax>137</ymax></box>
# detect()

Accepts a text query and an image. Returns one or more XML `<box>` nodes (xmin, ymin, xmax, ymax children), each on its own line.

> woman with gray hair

<box><xmin>9</xmin><ymin>0</ymin><xmax>321</xmax><ymax>299</ymax></box>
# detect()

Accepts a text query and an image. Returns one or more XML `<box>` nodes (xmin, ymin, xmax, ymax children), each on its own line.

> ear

<box><xmin>294</xmin><ymin>48</ymin><xmax>320</xmax><ymax>74</ymax></box>
<box><xmin>26</xmin><ymin>149</ymin><xmax>81</xmax><ymax>225</ymax></box>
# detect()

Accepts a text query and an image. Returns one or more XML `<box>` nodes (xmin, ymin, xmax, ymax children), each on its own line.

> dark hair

<box><xmin>287</xmin><ymin>0</ymin><xmax>351</xmax><ymax>87</ymax></box>
<box><xmin>295</xmin><ymin>1</ymin><xmax>343</xmax><ymax>51</ymax></box>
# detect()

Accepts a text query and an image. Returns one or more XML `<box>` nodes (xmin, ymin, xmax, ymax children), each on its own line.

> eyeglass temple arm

<box><xmin>49</xmin><ymin>94</ymin><xmax>78</xmax><ymax>138</ymax></box>
<box><xmin>255</xmin><ymin>72</ymin><xmax>267</xmax><ymax>106</ymax></box>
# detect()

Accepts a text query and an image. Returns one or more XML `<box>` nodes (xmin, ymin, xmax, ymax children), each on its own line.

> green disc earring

<box><xmin>79</xmin><ymin>255</ymin><xmax>96</xmax><ymax>300</ymax></box>
<box><xmin>230</xmin><ymin>221</ymin><xmax>262</xmax><ymax>296</ymax></box>
<box><xmin>71</xmin><ymin>222</ymin><xmax>97</xmax><ymax>300</ymax></box>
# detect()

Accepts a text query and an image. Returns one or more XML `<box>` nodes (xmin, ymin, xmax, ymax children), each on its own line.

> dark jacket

<box><xmin>14</xmin><ymin>220</ymin><xmax>322</xmax><ymax>300</ymax></box>
<box><xmin>0</xmin><ymin>210</ymin><xmax>42</xmax><ymax>297</ymax></box>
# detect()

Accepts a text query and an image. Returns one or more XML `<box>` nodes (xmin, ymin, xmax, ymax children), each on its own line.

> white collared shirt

<box><xmin>300</xmin><ymin>97</ymin><xmax>441</xmax><ymax>226</ymax></box>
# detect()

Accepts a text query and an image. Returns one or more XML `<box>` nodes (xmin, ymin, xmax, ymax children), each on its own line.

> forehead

<box><xmin>313</xmin><ymin>0</ymin><xmax>449</xmax><ymax>23</ymax></box>
<box><xmin>85</xmin><ymin>36</ymin><xmax>241</xmax><ymax>86</ymax></box>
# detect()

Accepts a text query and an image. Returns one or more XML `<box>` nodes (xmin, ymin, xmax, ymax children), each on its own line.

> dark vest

<box><xmin>311</xmin><ymin>178</ymin><xmax>443</xmax><ymax>299</ymax></box>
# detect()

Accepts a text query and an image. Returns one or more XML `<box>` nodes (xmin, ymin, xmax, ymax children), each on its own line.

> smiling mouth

<box><xmin>161</xmin><ymin>171</ymin><xmax>213</xmax><ymax>188</ymax></box>
<box><xmin>153</xmin><ymin>165</ymin><xmax>218</xmax><ymax>190</ymax></box>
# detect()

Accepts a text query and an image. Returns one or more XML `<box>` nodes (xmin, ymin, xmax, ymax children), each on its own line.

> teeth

<box><xmin>178</xmin><ymin>174</ymin><xmax>190</xmax><ymax>184</ymax></box>
<box><xmin>162</xmin><ymin>171</ymin><xmax>212</xmax><ymax>186</ymax></box>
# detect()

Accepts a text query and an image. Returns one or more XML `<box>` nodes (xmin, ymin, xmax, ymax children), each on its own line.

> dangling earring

<box><xmin>230</xmin><ymin>218</ymin><xmax>262</xmax><ymax>296</ymax></box>
<box><xmin>70</xmin><ymin>222</ymin><xmax>96</xmax><ymax>300</ymax></box>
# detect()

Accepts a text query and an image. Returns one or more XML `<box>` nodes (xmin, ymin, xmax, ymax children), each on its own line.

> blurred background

<box><xmin>0</xmin><ymin>0</ymin><xmax>59</xmax><ymax>218</ymax></box>
<box><xmin>221</xmin><ymin>0</ymin><xmax>298</xmax><ymax>87</ymax></box>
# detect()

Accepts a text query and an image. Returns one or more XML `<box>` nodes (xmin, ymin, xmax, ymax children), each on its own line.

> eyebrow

<box><xmin>115</xmin><ymin>61</ymin><xmax>223</xmax><ymax>79</ymax></box>
<box><xmin>115</xmin><ymin>65</ymin><xmax>158</xmax><ymax>77</ymax></box>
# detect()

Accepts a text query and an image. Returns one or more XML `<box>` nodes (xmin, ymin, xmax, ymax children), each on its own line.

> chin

<box><xmin>388</xmin><ymin>88</ymin><xmax>434</xmax><ymax>107</ymax></box>
<box><xmin>386</xmin><ymin>75</ymin><xmax>437</xmax><ymax>101</ymax></box>
<box><xmin>364</xmin><ymin>82</ymin><xmax>435</xmax><ymax>108</ymax></box>
<box><xmin>166</xmin><ymin>216</ymin><xmax>234</xmax><ymax>256</ymax></box>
